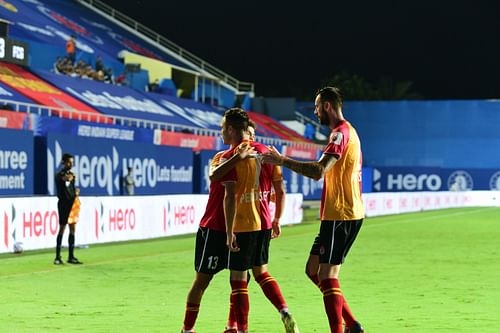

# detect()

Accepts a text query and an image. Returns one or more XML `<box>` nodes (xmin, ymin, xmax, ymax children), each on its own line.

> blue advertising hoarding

<box><xmin>39</xmin><ymin>133</ymin><xmax>193</xmax><ymax>195</ymax></box>
<box><xmin>0</xmin><ymin>128</ymin><xmax>34</xmax><ymax>195</ymax></box>
<box><xmin>30</xmin><ymin>114</ymin><xmax>154</xmax><ymax>143</ymax></box>
<box><xmin>372</xmin><ymin>167</ymin><xmax>500</xmax><ymax>192</ymax></box>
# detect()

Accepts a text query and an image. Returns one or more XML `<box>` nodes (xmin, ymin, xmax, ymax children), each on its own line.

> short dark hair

<box><xmin>248</xmin><ymin>119</ymin><xmax>256</xmax><ymax>129</ymax></box>
<box><xmin>223</xmin><ymin>107</ymin><xmax>249</xmax><ymax>133</ymax></box>
<box><xmin>316</xmin><ymin>86</ymin><xmax>343</xmax><ymax>111</ymax></box>
<box><xmin>62</xmin><ymin>153</ymin><xmax>74</xmax><ymax>162</ymax></box>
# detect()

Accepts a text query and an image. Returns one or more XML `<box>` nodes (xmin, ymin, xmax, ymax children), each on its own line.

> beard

<box><xmin>318</xmin><ymin>108</ymin><xmax>329</xmax><ymax>125</ymax></box>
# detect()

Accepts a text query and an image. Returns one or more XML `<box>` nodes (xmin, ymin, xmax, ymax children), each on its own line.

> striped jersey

<box><xmin>320</xmin><ymin>120</ymin><xmax>365</xmax><ymax>221</ymax></box>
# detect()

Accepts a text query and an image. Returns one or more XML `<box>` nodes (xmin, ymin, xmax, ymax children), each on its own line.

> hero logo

<box><xmin>489</xmin><ymin>171</ymin><xmax>500</xmax><ymax>190</ymax></box>
<box><xmin>23</xmin><ymin>209</ymin><xmax>59</xmax><ymax>238</ymax></box>
<box><xmin>374</xmin><ymin>168</ymin><xmax>442</xmax><ymax>191</ymax></box>
<box><xmin>171</xmin><ymin>204</ymin><xmax>195</xmax><ymax>225</ymax></box>
<box><xmin>47</xmin><ymin>140</ymin><xmax>191</xmax><ymax>195</ymax></box>
<box><xmin>47</xmin><ymin>141</ymin><xmax>118</xmax><ymax>195</ymax></box>
<box><xmin>447</xmin><ymin>170</ymin><xmax>473</xmax><ymax>191</ymax></box>
<box><xmin>108</xmin><ymin>208</ymin><xmax>136</xmax><ymax>231</ymax></box>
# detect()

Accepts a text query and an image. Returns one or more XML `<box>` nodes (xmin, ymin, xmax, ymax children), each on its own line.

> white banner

<box><xmin>363</xmin><ymin>191</ymin><xmax>500</xmax><ymax>217</ymax></box>
<box><xmin>0</xmin><ymin>193</ymin><xmax>303</xmax><ymax>254</ymax></box>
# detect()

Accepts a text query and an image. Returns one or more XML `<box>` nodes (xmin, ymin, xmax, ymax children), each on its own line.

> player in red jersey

<box><xmin>180</xmin><ymin>143</ymin><xmax>253</xmax><ymax>333</ymax></box>
<box><xmin>212</xmin><ymin>120</ymin><xmax>299</xmax><ymax>333</ymax></box>
<box><xmin>263</xmin><ymin>87</ymin><xmax>365</xmax><ymax>333</ymax></box>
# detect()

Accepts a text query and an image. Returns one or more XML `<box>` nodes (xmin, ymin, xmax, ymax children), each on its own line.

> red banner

<box><xmin>282</xmin><ymin>145</ymin><xmax>319</xmax><ymax>160</ymax></box>
<box><xmin>0</xmin><ymin>110</ymin><xmax>27</xmax><ymax>129</ymax></box>
<box><xmin>0</xmin><ymin>63</ymin><xmax>110</xmax><ymax>123</ymax></box>
<box><xmin>247</xmin><ymin>111</ymin><xmax>312</xmax><ymax>143</ymax></box>
<box><xmin>155</xmin><ymin>130</ymin><xmax>218</xmax><ymax>151</ymax></box>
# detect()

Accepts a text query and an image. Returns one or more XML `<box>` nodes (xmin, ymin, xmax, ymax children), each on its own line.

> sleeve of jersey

<box><xmin>211</xmin><ymin>152</ymin><xmax>223</xmax><ymax>168</ymax></box>
<box><xmin>220</xmin><ymin>150</ymin><xmax>237</xmax><ymax>183</ymax></box>
<box><xmin>324</xmin><ymin>129</ymin><xmax>348</xmax><ymax>158</ymax></box>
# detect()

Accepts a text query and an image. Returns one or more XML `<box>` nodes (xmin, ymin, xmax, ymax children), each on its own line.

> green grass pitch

<box><xmin>1</xmin><ymin>207</ymin><xmax>499</xmax><ymax>332</ymax></box>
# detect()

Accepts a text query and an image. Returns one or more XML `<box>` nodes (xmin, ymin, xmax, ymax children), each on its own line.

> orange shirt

<box><xmin>320</xmin><ymin>120</ymin><xmax>365</xmax><ymax>221</ymax></box>
<box><xmin>221</xmin><ymin>142</ymin><xmax>264</xmax><ymax>232</ymax></box>
<box><xmin>66</xmin><ymin>39</ymin><xmax>76</xmax><ymax>54</ymax></box>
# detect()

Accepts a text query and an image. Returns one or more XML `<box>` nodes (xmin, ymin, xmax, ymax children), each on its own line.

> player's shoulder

<box><xmin>250</xmin><ymin>141</ymin><xmax>268</xmax><ymax>153</ymax></box>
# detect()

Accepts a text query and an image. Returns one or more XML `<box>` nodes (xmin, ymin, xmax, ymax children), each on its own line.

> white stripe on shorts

<box><xmin>328</xmin><ymin>221</ymin><xmax>336</xmax><ymax>263</ymax></box>
<box><xmin>196</xmin><ymin>228</ymin><xmax>210</xmax><ymax>272</ymax></box>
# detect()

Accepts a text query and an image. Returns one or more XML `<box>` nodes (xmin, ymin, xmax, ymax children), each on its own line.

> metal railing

<box><xmin>1</xmin><ymin>99</ymin><xmax>321</xmax><ymax>148</ymax></box>
<box><xmin>77</xmin><ymin>0</ymin><xmax>254</xmax><ymax>94</ymax></box>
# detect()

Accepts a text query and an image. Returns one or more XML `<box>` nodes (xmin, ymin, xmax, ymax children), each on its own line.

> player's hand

<box><xmin>262</xmin><ymin>146</ymin><xmax>283</xmax><ymax>165</ymax></box>
<box><xmin>227</xmin><ymin>232</ymin><xmax>240</xmax><ymax>252</ymax></box>
<box><xmin>271</xmin><ymin>219</ymin><xmax>281</xmax><ymax>239</ymax></box>
<box><xmin>237</xmin><ymin>142</ymin><xmax>255</xmax><ymax>159</ymax></box>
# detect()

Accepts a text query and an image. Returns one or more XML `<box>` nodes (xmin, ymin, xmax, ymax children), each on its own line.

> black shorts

<box><xmin>194</xmin><ymin>227</ymin><xmax>228</xmax><ymax>275</ymax></box>
<box><xmin>253</xmin><ymin>229</ymin><xmax>272</xmax><ymax>267</ymax></box>
<box><xmin>309</xmin><ymin>219</ymin><xmax>363</xmax><ymax>265</ymax></box>
<box><xmin>58</xmin><ymin>202</ymin><xmax>71</xmax><ymax>225</ymax></box>
<box><xmin>227</xmin><ymin>231</ymin><xmax>260</xmax><ymax>271</ymax></box>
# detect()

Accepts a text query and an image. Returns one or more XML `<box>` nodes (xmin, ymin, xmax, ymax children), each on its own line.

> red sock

<box><xmin>342</xmin><ymin>295</ymin><xmax>356</xmax><ymax>327</ymax></box>
<box><xmin>226</xmin><ymin>293</ymin><xmax>237</xmax><ymax>329</ymax></box>
<box><xmin>182</xmin><ymin>302</ymin><xmax>200</xmax><ymax>330</ymax></box>
<box><xmin>231</xmin><ymin>280</ymin><xmax>249</xmax><ymax>331</ymax></box>
<box><xmin>307</xmin><ymin>272</ymin><xmax>321</xmax><ymax>289</ymax></box>
<box><xmin>320</xmin><ymin>278</ymin><xmax>343</xmax><ymax>333</ymax></box>
<box><xmin>255</xmin><ymin>272</ymin><xmax>287</xmax><ymax>312</ymax></box>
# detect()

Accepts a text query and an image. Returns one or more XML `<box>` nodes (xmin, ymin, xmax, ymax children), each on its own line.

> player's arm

<box><xmin>223</xmin><ymin>181</ymin><xmax>239</xmax><ymax>252</ymax></box>
<box><xmin>262</xmin><ymin>146</ymin><xmax>337</xmax><ymax>180</ymax></box>
<box><xmin>271</xmin><ymin>177</ymin><xmax>285</xmax><ymax>238</ymax></box>
<box><xmin>209</xmin><ymin>144</ymin><xmax>255</xmax><ymax>182</ymax></box>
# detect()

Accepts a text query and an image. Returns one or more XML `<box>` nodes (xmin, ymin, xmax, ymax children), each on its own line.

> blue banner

<box><xmin>281</xmin><ymin>168</ymin><xmax>323</xmax><ymax>200</ymax></box>
<box><xmin>372</xmin><ymin>167</ymin><xmax>500</xmax><ymax>191</ymax></box>
<box><xmin>140</xmin><ymin>92</ymin><xmax>224</xmax><ymax>131</ymax></box>
<box><xmin>34</xmin><ymin>70</ymin><xmax>216</xmax><ymax>129</ymax></box>
<box><xmin>0</xmin><ymin>128</ymin><xmax>34</xmax><ymax>195</ymax></box>
<box><xmin>30</xmin><ymin>114</ymin><xmax>153</xmax><ymax>143</ymax></box>
<box><xmin>41</xmin><ymin>133</ymin><xmax>193</xmax><ymax>196</ymax></box>
<box><xmin>196</xmin><ymin>150</ymin><xmax>217</xmax><ymax>194</ymax></box>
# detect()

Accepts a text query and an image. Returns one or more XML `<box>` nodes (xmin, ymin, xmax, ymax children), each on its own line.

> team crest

<box><xmin>330</xmin><ymin>132</ymin><xmax>343</xmax><ymax>145</ymax></box>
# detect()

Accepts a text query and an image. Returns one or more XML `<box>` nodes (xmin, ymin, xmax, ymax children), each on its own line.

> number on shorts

<box><xmin>207</xmin><ymin>256</ymin><xmax>219</xmax><ymax>269</ymax></box>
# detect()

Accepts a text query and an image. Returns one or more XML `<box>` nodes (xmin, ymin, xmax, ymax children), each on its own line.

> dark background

<box><xmin>100</xmin><ymin>0</ymin><xmax>499</xmax><ymax>100</ymax></box>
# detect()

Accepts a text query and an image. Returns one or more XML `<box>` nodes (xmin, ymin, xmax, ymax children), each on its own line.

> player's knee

<box><xmin>193</xmin><ymin>274</ymin><xmax>213</xmax><ymax>291</ymax></box>
<box><xmin>304</xmin><ymin>261</ymin><xmax>316</xmax><ymax>277</ymax></box>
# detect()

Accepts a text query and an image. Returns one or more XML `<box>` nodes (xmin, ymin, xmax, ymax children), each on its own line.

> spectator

<box><xmin>147</xmin><ymin>78</ymin><xmax>160</xmax><ymax>92</ymax></box>
<box><xmin>123</xmin><ymin>167</ymin><xmax>135</xmax><ymax>195</ymax></box>
<box><xmin>66</xmin><ymin>35</ymin><xmax>76</xmax><ymax>64</ymax></box>
<box><xmin>95</xmin><ymin>55</ymin><xmax>104</xmax><ymax>72</ymax></box>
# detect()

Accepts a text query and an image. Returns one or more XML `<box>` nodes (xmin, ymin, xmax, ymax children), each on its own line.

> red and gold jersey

<box><xmin>199</xmin><ymin>151</ymin><xmax>227</xmax><ymax>231</ymax></box>
<box><xmin>252</xmin><ymin>142</ymin><xmax>282</xmax><ymax>230</ymax></box>
<box><xmin>221</xmin><ymin>141</ymin><xmax>279</xmax><ymax>232</ymax></box>
<box><xmin>320</xmin><ymin>120</ymin><xmax>365</xmax><ymax>221</ymax></box>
